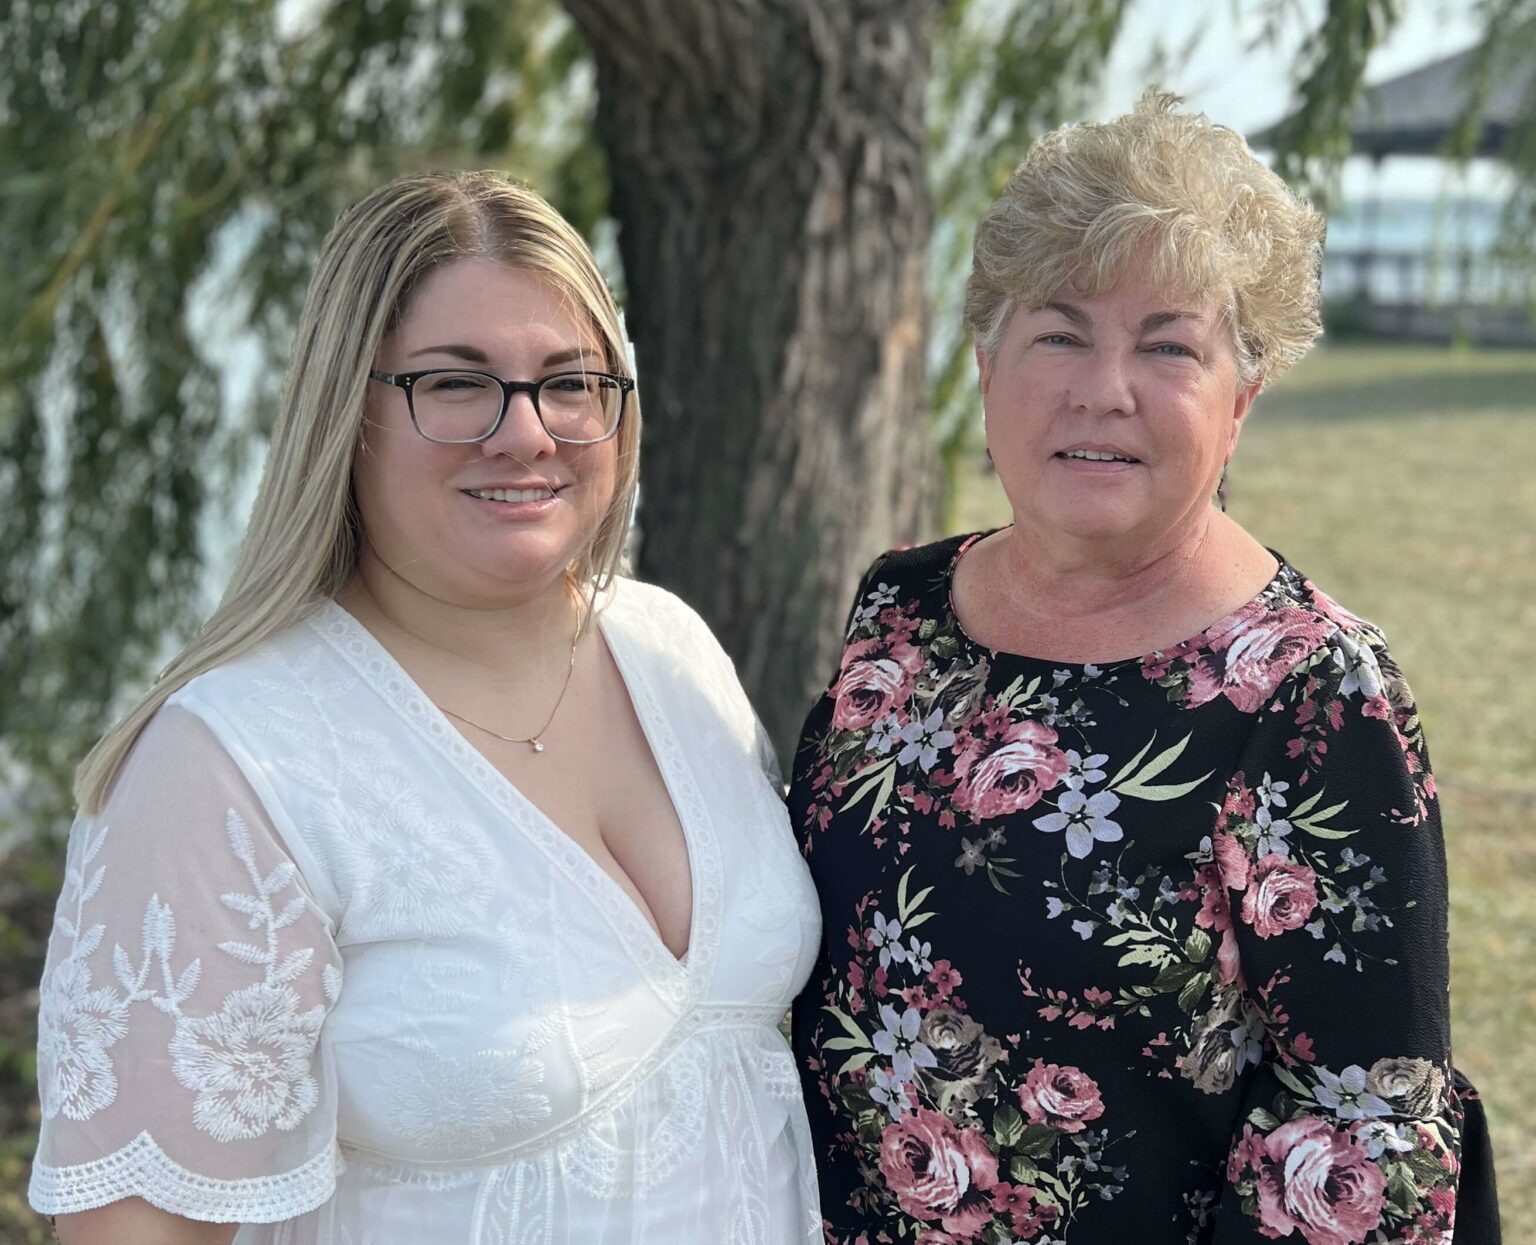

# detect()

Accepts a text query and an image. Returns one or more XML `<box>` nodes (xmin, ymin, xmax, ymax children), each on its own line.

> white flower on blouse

<box><xmin>896</xmin><ymin>710</ymin><xmax>956</xmax><ymax>772</ymax></box>
<box><xmin>869</xmin><ymin>911</ymin><xmax>904</xmax><ymax>968</ymax></box>
<box><xmin>37</xmin><ymin>957</ymin><xmax>129</xmax><ymax>1121</ymax></box>
<box><xmin>1313</xmin><ymin>1064</ymin><xmax>1394</xmax><ymax>1121</ymax></box>
<box><xmin>1033</xmin><ymin>789</ymin><xmax>1124</xmax><ymax>859</ymax></box>
<box><xmin>385</xmin><ymin>1051</ymin><xmax>552</xmax><ymax>1154</ymax></box>
<box><xmin>333</xmin><ymin>774</ymin><xmax>495</xmax><ymax>939</ymax></box>
<box><xmin>170</xmin><ymin>982</ymin><xmax>326</xmax><ymax>1142</ymax></box>
<box><xmin>1062</xmin><ymin>750</ymin><xmax>1109</xmax><ymax>792</ymax></box>
<box><xmin>1332</xmin><ymin>632</ymin><xmax>1384</xmax><ymax>698</ymax></box>
<box><xmin>872</xmin><ymin>1004</ymin><xmax>937</xmax><ymax>1083</ymax></box>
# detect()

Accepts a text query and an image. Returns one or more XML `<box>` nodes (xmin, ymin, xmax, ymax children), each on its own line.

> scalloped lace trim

<box><xmin>29</xmin><ymin>1131</ymin><xmax>340</xmax><ymax>1222</ymax></box>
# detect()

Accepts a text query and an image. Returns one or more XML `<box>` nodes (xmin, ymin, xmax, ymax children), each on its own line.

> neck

<box><xmin>339</xmin><ymin>544</ymin><xmax>581</xmax><ymax>685</ymax></box>
<box><xmin>998</xmin><ymin>510</ymin><xmax>1228</xmax><ymax>625</ymax></box>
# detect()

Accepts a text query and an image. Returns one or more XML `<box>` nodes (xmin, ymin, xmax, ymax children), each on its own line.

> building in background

<box><xmin>1256</xmin><ymin>39</ymin><xmax>1536</xmax><ymax>346</ymax></box>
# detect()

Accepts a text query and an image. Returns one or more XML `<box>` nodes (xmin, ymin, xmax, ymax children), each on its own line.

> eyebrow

<box><xmin>1039</xmin><ymin>303</ymin><xmax>1205</xmax><ymax>332</ymax></box>
<box><xmin>1043</xmin><ymin>301</ymin><xmax>1091</xmax><ymax>327</ymax></box>
<box><xmin>1139</xmin><ymin>310</ymin><xmax>1204</xmax><ymax>331</ymax></box>
<box><xmin>406</xmin><ymin>344</ymin><xmax>600</xmax><ymax>367</ymax></box>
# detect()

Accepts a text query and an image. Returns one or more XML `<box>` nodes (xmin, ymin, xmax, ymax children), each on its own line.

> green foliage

<box><xmin>1453</xmin><ymin>2</ymin><xmax>1536</xmax><ymax>280</ymax></box>
<box><xmin>0</xmin><ymin>0</ymin><xmax>601</xmax><ymax>800</ymax></box>
<box><xmin>1259</xmin><ymin>0</ymin><xmax>1402</xmax><ymax>202</ymax></box>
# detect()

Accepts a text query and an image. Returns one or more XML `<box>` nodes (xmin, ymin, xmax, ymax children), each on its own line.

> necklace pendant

<box><xmin>529</xmin><ymin>738</ymin><xmax>545</xmax><ymax>754</ymax></box>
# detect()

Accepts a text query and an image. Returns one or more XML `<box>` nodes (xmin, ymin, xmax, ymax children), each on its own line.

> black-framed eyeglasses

<box><xmin>369</xmin><ymin>368</ymin><xmax>633</xmax><ymax>445</ymax></box>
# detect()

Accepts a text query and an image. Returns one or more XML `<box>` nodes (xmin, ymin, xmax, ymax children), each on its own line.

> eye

<box><xmin>1038</xmin><ymin>333</ymin><xmax>1079</xmax><ymax>347</ymax></box>
<box><xmin>1149</xmin><ymin>342</ymin><xmax>1195</xmax><ymax>358</ymax></box>
<box><xmin>421</xmin><ymin>372</ymin><xmax>491</xmax><ymax>392</ymax></box>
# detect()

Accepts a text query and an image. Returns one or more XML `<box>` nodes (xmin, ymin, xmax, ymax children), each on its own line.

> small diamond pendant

<box><xmin>529</xmin><ymin>739</ymin><xmax>545</xmax><ymax>754</ymax></box>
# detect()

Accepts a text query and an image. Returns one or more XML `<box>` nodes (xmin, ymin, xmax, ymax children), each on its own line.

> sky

<box><xmin>1093</xmin><ymin>0</ymin><xmax>1510</xmax><ymax>201</ymax></box>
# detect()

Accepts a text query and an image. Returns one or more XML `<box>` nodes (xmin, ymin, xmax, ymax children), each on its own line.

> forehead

<box><xmin>1036</xmin><ymin>270</ymin><xmax>1224</xmax><ymax>326</ymax></box>
<box><xmin>392</xmin><ymin>258</ymin><xmax>601</xmax><ymax>353</ymax></box>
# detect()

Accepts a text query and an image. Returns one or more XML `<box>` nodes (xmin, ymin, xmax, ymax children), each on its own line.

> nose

<box><xmin>480</xmin><ymin>389</ymin><xmax>557</xmax><ymax>459</ymax></box>
<box><xmin>1068</xmin><ymin>349</ymin><xmax>1136</xmax><ymax>417</ymax></box>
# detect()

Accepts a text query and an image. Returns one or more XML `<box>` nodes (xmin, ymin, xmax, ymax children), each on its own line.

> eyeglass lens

<box><xmin>412</xmin><ymin>371</ymin><xmax>623</xmax><ymax>444</ymax></box>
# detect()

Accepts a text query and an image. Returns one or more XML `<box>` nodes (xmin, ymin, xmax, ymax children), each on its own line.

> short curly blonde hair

<box><xmin>964</xmin><ymin>91</ymin><xmax>1324</xmax><ymax>388</ymax></box>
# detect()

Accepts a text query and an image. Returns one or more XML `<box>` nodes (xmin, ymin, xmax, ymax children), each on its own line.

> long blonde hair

<box><xmin>76</xmin><ymin>171</ymin><xmax>640</xmax><ymax>813</ymax></box>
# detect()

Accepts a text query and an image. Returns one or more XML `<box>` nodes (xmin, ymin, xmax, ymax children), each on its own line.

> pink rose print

<box><xmin>1240</xmin><ymin>856</ymin><xmax>1320</xmax><ymax>939</ymax></box>
<box><xmin>1216</xmin><ymin>927</ymin><xmax>1244</xmax><ymax>987</ymax></box>
<box><xmin>1195</xmin><ymin>864</ymin><xmax>1234</xmax><ymax>933</ymax></box>
<box><xmin>878</xmin><ymin>1109</ymin><xmax>1000</xmax><ymax>1240</ymax></box>
<box><xmin>951</xmin><ymin>721</ymin><xmax>1069</xmax><ymax>821</ymax></box>
<box><xmin>832</xmin><ymin>659</ymin><xmax>916</xmax><ymax>731</ymax></box>
<box><xmin>1255</xmin><ymin>1117</ymin><xmax>1388</xmax><ymax>1245</ymax></box>
<box><xmin>1228</xmin><ymin>1122</ymin><xmax>1268</xmax><ymax>1183</ymax></box>
<box><xmin>1188</xmin><ymin>607</ymin><xmax>1336</xmax><ymax>713</ymax></box>
<box><xmin>1212</xmin><ymin>831</ymin><xmax>1251</xmax><ymax>891</ymax></box>
<box><xmin>990</xmin><ymin>1181</ymin><xmax>1056</xmax><ymax>1239</ymax></box>
<box><xmin>1306</xmin><ymin>585</ymin><xmax>1370</xmax><ymax>632</ymax></box>
<box><xmin>1016</xmin><ymin>1059</ymin><xmax>1106</xmax><ymax>1134</ymax></box>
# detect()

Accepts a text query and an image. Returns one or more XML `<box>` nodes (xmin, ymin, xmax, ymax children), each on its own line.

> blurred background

<box><xmin>2</xmin><ymin>0</ymin><xmax>1533</xmax><ymax>1239</ymax></box>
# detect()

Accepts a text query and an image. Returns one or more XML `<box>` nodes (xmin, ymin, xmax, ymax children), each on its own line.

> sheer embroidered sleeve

<box><xmin>29</xmin><ymin>704</ymin><xmax>343</xmax><ymax>1223</ymax></box>
<box><xmin>1207</xmin><ymin>623</ymin><xmax>1496</xmax><ymax>1241</ymax></box>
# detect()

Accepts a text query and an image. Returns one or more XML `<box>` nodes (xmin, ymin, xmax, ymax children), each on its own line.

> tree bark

<box><xmin>563</xmin><ymin>0</ymin><xmax>941</xmax><ymax>762</ymax></box>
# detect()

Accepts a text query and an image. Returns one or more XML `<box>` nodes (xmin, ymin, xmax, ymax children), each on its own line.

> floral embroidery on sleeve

<box><xmin>37</xmin><ymin>811</ymin><xmax>337</xmax><ymax>1142</ymax></box>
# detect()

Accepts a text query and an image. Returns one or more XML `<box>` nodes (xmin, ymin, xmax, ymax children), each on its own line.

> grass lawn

<box><xmin>956</xmin><ymin>341</ymin><xmax>1536</xmax><ymax>1236</ymax></box>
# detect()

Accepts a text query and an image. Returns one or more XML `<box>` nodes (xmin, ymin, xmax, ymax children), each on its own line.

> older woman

<box><xmin>30</xmin><ymin>172</ymin><xmax>822</xmax><ymax>1243</ymax></box>
<box><xmin>790</xmin><ymin>95</ymin><xmax>1497</xmax><ymax>1243</ymax></box>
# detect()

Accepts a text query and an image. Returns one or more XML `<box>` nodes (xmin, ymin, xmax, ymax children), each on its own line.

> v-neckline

<box><xmin>310</xmin><ymin>595</ymin><xmax>707</xmax><ymax>993</ymax></box>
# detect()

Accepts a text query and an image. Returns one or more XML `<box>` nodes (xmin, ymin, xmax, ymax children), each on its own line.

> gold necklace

<box><xmin>434</xmin><ymin>621</ymin><xmax>580</xmax><ymax>755</ymax></box>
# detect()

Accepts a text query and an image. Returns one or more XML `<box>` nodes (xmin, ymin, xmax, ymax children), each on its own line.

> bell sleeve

<box><xmin>28</xmin><ymin>704</ymin><xmax>344</xmax><ymax>1223</ymax></box>
<box><xmin>1205</xmin><ymin>622</ymin><xmax>1497</xmax><ymax>1241</ymax></box>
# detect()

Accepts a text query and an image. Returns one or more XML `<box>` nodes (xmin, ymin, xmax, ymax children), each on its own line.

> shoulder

<box><xmin>1152</xmin><ymin>564</ymin><xmax>1407</xmax><ymax>719</ymax></box>
<box><xmin>1269</xmin><ymin>565</ymin><xmax>1401</xmax><ymax>692</ymax></box>
<box><xmin>854</xmin><ymin>532</ymin><xmax>977</xmax><ymax>597</ymax></box>
<box><xmin>602</xmin><ymin>576</ymin><xmax>743</xmax><ymax>687</ymax></box>
<box><xmin>602</xmin><ymin>577</ymin><xmax>764</xmax><ymax>735</ymax></box>
<box><xmin>603</xmin><ymin>576</ymin><xmax>722</xmax><ymax>653</ymax></box>
<box><xmin>175</xmin><ymin>604</ymin><xmax>342</xmax><ymax>715</ymax></box>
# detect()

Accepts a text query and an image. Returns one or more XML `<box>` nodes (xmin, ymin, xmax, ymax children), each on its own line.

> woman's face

<box><xmin>355</xmin><ymin>258</ymin><xmax>619</xmax><ymax>608</ymax></box>
<box><xmin>978</xmin><ymin>270</ymin><xmax>1259</xmax><ymax>558</ymax></box>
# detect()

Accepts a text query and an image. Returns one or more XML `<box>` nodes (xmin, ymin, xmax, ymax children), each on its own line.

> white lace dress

<box><xmin>29</xmin><ymin>580</ymin><xmax>824</xmax><ymax>1243</ymax></box>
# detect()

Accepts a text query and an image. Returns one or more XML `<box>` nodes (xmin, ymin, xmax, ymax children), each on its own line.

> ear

<box><xmin>975</xmin><ymin>344</ymin><xmax>992</xmax><ymax>395</ymax></box>
<box><xmin>1227</xmin><ymin>377</ymin><xmax>1261</xmax><ymax>459</ymax></box>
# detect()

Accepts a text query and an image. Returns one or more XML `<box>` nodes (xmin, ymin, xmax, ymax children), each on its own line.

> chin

<box><xmin>1037</xmin><ymin>504</ymin><xmax>1144</xmax><ymax>546</ymax></box>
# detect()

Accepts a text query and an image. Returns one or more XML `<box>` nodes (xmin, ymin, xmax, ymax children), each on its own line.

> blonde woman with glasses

<box><xmin>30</xmin><ymin>172</ymin><xmax>823</xmax><ymax>1244</ymax></box>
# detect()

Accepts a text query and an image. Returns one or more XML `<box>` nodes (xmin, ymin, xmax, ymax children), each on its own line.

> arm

<box><xmin>1205</xmin><ymin>624</ymin><xmax>1466</xmax><ymax>1241</ymax></box>
<box><xmin>29</xmin><ymin>705</ymin><xmax>342</xmax><ymax>1229</ymax></box>
<box><xmin>56</xmin><ymin>1199</ymin><xmax>238</xmax><ymax>1245</ymax></box>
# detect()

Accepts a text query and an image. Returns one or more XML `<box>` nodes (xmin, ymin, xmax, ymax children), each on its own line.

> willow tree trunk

<box><xmin>563</xmin><ymin>0</ymin><xmax>941</xmax><ymax>762</ymax></box>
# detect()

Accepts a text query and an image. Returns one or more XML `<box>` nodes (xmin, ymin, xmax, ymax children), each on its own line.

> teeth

<box><xmin>1063</xmin><ymin>450</ymin><xmax>1134</xmax><ymax>462</ymax></box>
<box><xmin>467</xmin><ymin>487</ymin><xmax>555</xmax><ymax>502</ymax></box>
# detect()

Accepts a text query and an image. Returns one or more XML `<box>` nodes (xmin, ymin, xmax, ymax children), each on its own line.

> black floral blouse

<box><xmin>789</xmin><ymin>533</ymin><xmax>1497</xmax><ymax>1245</ymax></box>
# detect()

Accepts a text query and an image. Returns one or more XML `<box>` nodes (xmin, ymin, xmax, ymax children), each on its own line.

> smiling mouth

<box><xmin>1056</xmin><ymin>449</ymin><xmax>1140</xmax><ymax>464</ymax></box>
<box><xmin>462</xmin><ymin>486</ymin><xmax>558</xmax><ymax>502</ymax></box>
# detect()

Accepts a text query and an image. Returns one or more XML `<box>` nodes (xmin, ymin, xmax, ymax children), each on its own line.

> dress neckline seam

<box><xmin>943</xmin><ymin>529</ymin><xmax>1293</xmax><ymax>669</ymax></box>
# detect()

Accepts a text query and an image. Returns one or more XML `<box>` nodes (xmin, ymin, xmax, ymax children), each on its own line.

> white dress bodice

<box><xmin>29</xmin><ymin>581</ymin><xmax>824</xmax><ymax>1243</ymax></box>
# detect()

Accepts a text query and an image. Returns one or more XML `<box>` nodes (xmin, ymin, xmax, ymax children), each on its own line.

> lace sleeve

<box><xmin>29</xmin><ymin>705</ymin><xmax>343</xmax><ymax>1223</ymax></box>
